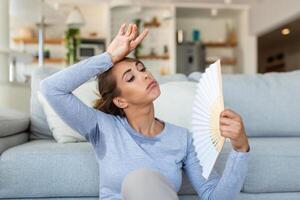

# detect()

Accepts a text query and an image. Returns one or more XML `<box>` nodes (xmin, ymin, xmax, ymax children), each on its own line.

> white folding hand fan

<box><xmin>191</xmin><ymin>59</ymin><xmax>225</xmax><ymax>179</ymax></box>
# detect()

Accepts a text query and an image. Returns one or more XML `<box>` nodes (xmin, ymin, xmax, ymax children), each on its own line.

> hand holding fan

<box><xmin>191</xmin><ymin>60</ymin><xmax>225</xmax><ymax>179</ymax></box>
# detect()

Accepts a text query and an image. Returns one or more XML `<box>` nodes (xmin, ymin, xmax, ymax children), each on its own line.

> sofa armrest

<box><xmin>0</xmin><ymin>108</ymin><xmax>30</xmax><ymax>138</ymax></box>
<box><xmin>0</xmin><ymin>131</ymin><xmax>29</xmax><ymax>155</ymax></box>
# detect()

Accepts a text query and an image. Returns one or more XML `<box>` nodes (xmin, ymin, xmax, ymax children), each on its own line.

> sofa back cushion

<box><xmin>223</xmin><ymin>70</ymin><xmax>300</xmax><ymax>137</ymax></box>
<box><xmin>155</xmin><ymin>81</ymin><xmax>196</xmax><ymax>131</ymax></box>
<box><xmin>155</xmin><ymin>70</ymin><xmax>300</xmax><ymax>137</ymax></box>
<box><xmin>30</xmin><ymin>67</ymin><xmax>60</xmax><ymax>140</ymax></box>
<box><xmin>29</xmin><ymin>67</ymin><xmax>189</xmax><ymax>140</ymax></box>
<box><xmin>31</xmin><ymin>67</ymin><xmax>300</xmax><ymax>139</ymax></box>
<box><xmin>37</xmin><ymin>79</ymin><xmax>100</xmax><ymax>143</ymax></box>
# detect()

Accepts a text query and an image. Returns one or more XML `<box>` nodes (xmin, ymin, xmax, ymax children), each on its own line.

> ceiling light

<box><xmin>224</xmin><ymin>0</ymin><xmax>232</xmax><ymax>4</ymax></box>
<box><xmin>211</xmin><ymin>8</ymin><xmax>218</xmax><ymax>17</ymax></box>
<box><xmin>281</xmin><ymin>28</ymin><xmax>290</xmax><ymax>35</ymax></box>
<box><xmin>66</xmin><ymin>6</ymin><xmax>85</xmax><ymax>28</ymax></box>
<box><xmin>53</xmin><ymin>2</ymin><xmax>59</xmax><ymax>10</ymax></box>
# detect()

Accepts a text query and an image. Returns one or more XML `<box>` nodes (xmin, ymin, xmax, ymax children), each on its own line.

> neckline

<box><xmin>123</xmin><ymin>117</ymin><xmax>168</xmax><ymax>140</ymax></box>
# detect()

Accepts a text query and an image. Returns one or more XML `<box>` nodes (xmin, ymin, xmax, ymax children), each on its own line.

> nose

<box><xmin>144</xmin><ymin>73</ymin><xmax>149</xmax><ymax>79</ymax></box>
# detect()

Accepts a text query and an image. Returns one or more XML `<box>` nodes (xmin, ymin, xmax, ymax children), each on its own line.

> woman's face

<box><xmin>111</xmin><ymin>59</ymin><xmax>161</xmax><ymax>109</ymax></box>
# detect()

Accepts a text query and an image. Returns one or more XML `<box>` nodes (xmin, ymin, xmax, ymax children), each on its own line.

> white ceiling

<box><xmin>44</xmin><ymin>0</ymin><xmax>264</xmax><ymax>6</ymax></box>
<box><xmin>9</xmin><ymin>0</ymin><xmax>264</xmax><ymax>28</ymax></box>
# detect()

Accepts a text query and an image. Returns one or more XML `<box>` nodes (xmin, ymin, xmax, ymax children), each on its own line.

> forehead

<box><xmin>111</xmin><ymin>59</ymin><xmax>143</xmax><ymax>78</ymax></box>
<box><xmin>116</xmin><ymin>59</ymin><xmax>143</xmax><ymax>69</ymax></box>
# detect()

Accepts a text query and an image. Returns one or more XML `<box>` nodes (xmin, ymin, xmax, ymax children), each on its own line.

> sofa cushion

<box><xmin>2</xmin><ymin>137</ymin><xmax>300</xmax><ymax>197</ymax></box>
<box><xmin>203</xmin><ymin>137</ymin><xmax>300</xmax><ymax>194</ymax></box>
<box><xmin>156</xmin><ymin>73</ymin><xmax>189</xmax><ymax>84</ymax></box>
<box><xmin>37</xmin><ymin>79</ymin><xmax>99</xmax><ymax>143</ymax></box>
<box><xmin>188</xmin><ymin>72</ymin><xmax>202</xmax><ymax>82</ymax></box>
<box><xmin>157</xmin><ymin>70</ymin><xmax>300</xmax><ymax>137</ymax></box>
<box><xmin>240</xmin><ymin>137</ymin><xmax>300</xmax><ymax>193</ymax></box>
<box><xmin>2</xmin><ymin>137</ymin><xmax>299</xmax><ymax>197</ymax></box>
<box><xmin>0</xmin><ymin>140</ymin><xmax>99</xmax><ymax>198</ymax></box>
<box><xmin>31</xmin><ymin>67</ymin><xmax>300</xmax><ymax>139</ymax></box>
<box><xmin>155</xmin><ymin>81</ymin><xmax>196</xmax><ymax>131</ymax></box>
<box><xmin>0</xmin><ymin>108</ymin><xmax>30</xmax><ymax>137</ymax></box>
<box><xmin>30</xmin><ymin>67</ymin><xmax>188</xmax><ymax>142</ymax></box>
<box><xmin>222</xmin><ymin>70</ymin><xmax>300</xmax><ymax>137</ymax></box>
<box><xmin>0</xmin><ymin>139</ymin><xmax>200</xmax><ymax>198</ymax></box>
<box><xmin>30</xmin><ymin>67</ymin><xmax>61</xmax><ymax>140</ymax></box>
<box><xmin>0</xmin><ymin>132</ymin><xmax>28</xmax><ymax>154</ymax></box>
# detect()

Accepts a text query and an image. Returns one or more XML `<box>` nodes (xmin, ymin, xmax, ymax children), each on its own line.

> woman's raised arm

<box><xmin>39</xmin><ymin>23</ymin><xmax>148</xmax><ymax>144</ymax></box>
<box><xmin>39</xmin><ymin>52</ymin><xmax>113</xmax><ymax>143</ymax></box>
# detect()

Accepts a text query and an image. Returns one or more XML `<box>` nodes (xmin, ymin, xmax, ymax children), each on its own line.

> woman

<box><xmin>40</xmin><ymin>23</ymin><xmax>250</xmax><ymax>200</ymax></box>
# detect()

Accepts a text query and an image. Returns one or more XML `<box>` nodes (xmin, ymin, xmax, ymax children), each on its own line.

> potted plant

<box><xmin>65</xmin><ymin>28</ymin><xmax>80</xmax><ymax>65</ymax></box>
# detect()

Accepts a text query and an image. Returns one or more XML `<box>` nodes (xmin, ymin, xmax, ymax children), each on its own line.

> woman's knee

<box><xmin>121</xmin><ymin>167</ymin><xmax>178</xmax><ymax>200</ymax></box>
<box><xmin>122</xmin><ymin>168</ymin><xmax>156</xmax><ymax>185</ymax></box>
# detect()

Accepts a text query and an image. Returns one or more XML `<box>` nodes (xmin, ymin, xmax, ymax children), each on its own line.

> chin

<box><xmin>150</xmin><ymin>86</ymin><xmax>161</xmax><ymax>101</ymax></box>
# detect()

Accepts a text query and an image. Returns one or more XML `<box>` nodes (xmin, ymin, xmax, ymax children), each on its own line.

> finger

<box><xmin>219</xmin><ymin>117</ymin><xmax>240</xmax><ymax>126</ymax></box>
<box><xmin>220</xmin><ymin>131</ymin><xmax>232</xmax><ymax>139</ymax></box>
<box><xmin>220</xmin><ymin>125</ymin><xmax>238</xmax><ymax>134</ymax></box>
<box><xmin>118</xmin><ymin>23</ymin><xmax>126</xmax><ymax>35</ymax></box>
<box><xmin>221</xmin><ymin>109</ymin><xmax>241</xmax><ymax>120</ymax></box>
<box><xmin>125</xmin><ymin>24</ymin><xmax>133</xmax><ymax>37</ymax></box>
<box><xmin>220</xmin><ymin>119</ymin><xmax>243</xmax><ymax>136</ymax></box>
<box><xmin>128</xmin><ymin>24</ymin><xmax>138</xmax><ymax>41</ymax></box>
<box><xmin>130</xmin><ymin>29</ymin><xmax>149</xmax><ymax>49</ymax></box>
<box><xmin>226</xmin><ymin>108</ymin><xmax>240</xmax><ymax>117</ymax></box>
<box><xmin>220</xmin><ymin>130</ymin><xmax>239</xmax><ymax>140</ymax></box>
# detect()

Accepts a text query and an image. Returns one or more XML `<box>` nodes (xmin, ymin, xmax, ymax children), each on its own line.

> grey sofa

<box><xmin>1</xmin><ymin>66</ymin><xmax>300</xmax><ymax>200</ymax></box>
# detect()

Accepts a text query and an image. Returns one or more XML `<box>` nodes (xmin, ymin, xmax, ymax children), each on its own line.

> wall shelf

<box><xmin>206</xmin><ymin>58</ymin><xmax>237</xmax><ymax>65</ymax></box>
<box><xmin>143</xmin><ymin>17</ymin><xmax>161</xmax><ymax>27</ymax></box>
<box><xmin>137</xmin><ymin>54</ymin><xmax>170</xmax><ymax>60</ymax></box>
<box><xmin>203</xmin><ymin>41</ymin><xmax>237</xmax><ymax>47</ymax></box>
<box><xmin>13</xmin><ymin>37</ymin><xmax>64</xmax><ymax>45</ymax></box>
<box><xmin>33</xmin><ymin>57</ymin><xmax>65</xmax><ymax>63</ymax></box>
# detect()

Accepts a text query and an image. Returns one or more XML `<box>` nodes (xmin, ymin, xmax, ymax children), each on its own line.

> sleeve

<box><xmin>182</xmin><ymin>132</ymin><xmax>250</xmax><ymax>200</ymax></box>
<box><xmin>39</xmin><ymin>52</ymin><xmax>113</xmax><ymax>143</ymax></box>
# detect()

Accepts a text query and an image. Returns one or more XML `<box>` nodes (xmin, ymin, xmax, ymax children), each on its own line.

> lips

<box><xmin>146</xmin><ymin>80</ymin><xmax>157</xmax><ymax>90</ymax></box>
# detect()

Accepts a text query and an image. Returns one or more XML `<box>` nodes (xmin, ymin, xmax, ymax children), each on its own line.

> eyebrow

<box><xmin>122</xmin><ymin>61</ymin><xmax>144</xmax><ymax>79</ymax></box>
<box><xmin>122</xmin><ymin>68</ymin><xmax>132</xmax><ymax>79</ymax></box>
<box><xmin>135</xmin><ymin>60</ymin><xmax>144</xmax><ymax>66</ymax></box>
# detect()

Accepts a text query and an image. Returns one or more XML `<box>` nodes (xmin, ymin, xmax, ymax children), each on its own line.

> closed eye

<box><xmin>125</xmin><ymin>62</ymin><xmax>146</xmax><ymax>82</ymax></box>
<box><xmin>139</xmin><ymin>67</ymin><xmax>146</xmax><ymax>72</ymax></box>
<box><xmin>127</xmin><ymin>75</ymin><xmax>135</xmax><ymax>82</ymax></box>
<box><xmin>136</xmin><ymin>61</ymin><xmax>146</xmax><ymax>72</ymax></box>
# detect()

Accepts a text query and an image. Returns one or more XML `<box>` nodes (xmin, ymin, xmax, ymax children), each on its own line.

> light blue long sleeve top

<box><xmin>39</xmin><ymin>52</ymin><xmax>250</xmax><ymax>200</ymax></box>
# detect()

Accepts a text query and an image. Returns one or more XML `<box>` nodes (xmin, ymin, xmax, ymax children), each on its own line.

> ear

<box><xmin>113</xmin><ymin>97</ymin><xmax>128</xmax><ymax>109</ymax></box>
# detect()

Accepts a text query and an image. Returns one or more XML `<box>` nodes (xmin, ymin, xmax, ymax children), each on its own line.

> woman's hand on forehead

<box><xmin>106</xmin><ymin>23</ymin><xmax>149</xmax><ymax>64</ymax></box>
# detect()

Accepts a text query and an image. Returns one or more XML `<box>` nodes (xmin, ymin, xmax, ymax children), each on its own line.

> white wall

<box><xmin>250</xmin><ymin>0</ymin><xmax>300</xmax><ymax>36</ymax></box>
<box><xmin>0</xmin><ymin>0</ymin><xmax>9</xmax><ymax>82</ymax></box>
<box><xmin>79</xmin><ymin>3</ymin><xmax>109</xmax><ymax>39</ymax></box>
<box><xmin>238</xmin><ymin>9</ymin><xmax>257</xmax><ymax>74</ymax></box>
<box><xmin>0</xmin><ymin>1</ymin><xmax>28</xmax><ymax>113</ymax></box>
<box><xmin>0</xmin><ymin>83</ymin><xmax>31</xmax><ymax>113</ymax></box>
